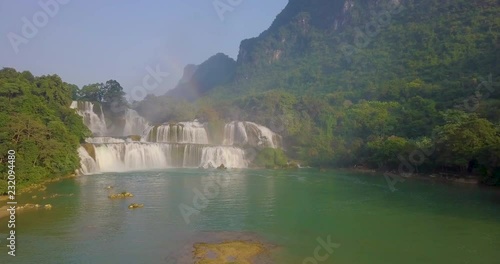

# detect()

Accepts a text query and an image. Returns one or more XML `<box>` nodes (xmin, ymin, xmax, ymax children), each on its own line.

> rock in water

<box><xmin>108</xmin><ymin>192</ymin><xmax>134</xmax><ymax>199</ymax></box>
<box><xmin>128</xmin><ymin>203</ymin><xmax>144</xmax><ymax>209</ymax></box>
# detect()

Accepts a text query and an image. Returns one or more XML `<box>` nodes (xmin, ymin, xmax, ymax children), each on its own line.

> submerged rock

<box><xmin>44</xmin><ymin>204</ymin><xmax>52</xmax><ymax>209</ymax></box>
<box><xmin>287</xmin><ymin>161</ymin><xmax>300</xmax><ymax>169</ymax></box>
<box><xmin>105</xmin><ymin>185</ymin><xmax>113</xmax><ymax>190</ymax></box>
<box><xmin>193</xmin><ymin>241</ymin><xmax>267</xmax><ymax>263</ymax></box>
<box><xmin>128</xmin><ymin>203</ymin><xmax>144</xmax><ymax>209</ymax></box>
<box><xmin>217</xmin><ymin>164</ymin><xmax>227</xmax><ymax>170</ymax></box>
<box><xmin>108</xmin><ymin>192</ymin><xmax>134</xmax><ymax>199</ymax></box>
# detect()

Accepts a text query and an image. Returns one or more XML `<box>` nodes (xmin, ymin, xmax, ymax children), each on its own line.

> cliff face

<box><xmin>167</xmin><ymin>53</ymin><xmax>236</xmax><ymax>101</ymax></box>
<box><xmin>171</xmin><ymin>0</ymin><xmax>498</xmax><ymax>100</ymax></box>
<box><xmin>237</xmin><ymin>0</ymin><xmax>354</xmax><ymax>66</ymax></box>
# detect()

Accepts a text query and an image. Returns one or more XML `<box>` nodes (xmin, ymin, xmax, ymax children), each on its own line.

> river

<box><xmin>1</xmin><ymin>169</ymin><xmax>499</xmax><ymax>263</ymax></box>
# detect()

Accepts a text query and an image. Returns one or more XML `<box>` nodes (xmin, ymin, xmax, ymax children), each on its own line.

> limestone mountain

<box><xmin>166</xmin><ymin>53</ymin><xmax>236</xmax><ymax>101</ymax></box>
<box><xmin>171</xmin><ymin>0</ymin><xmax>498</xmax><ymax>107</ymax></box>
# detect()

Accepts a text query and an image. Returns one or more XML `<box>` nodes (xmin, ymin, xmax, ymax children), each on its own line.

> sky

<box><xmin>0</xmin><ymin>0</ymin><xmax>287</xmax><ymax>97</ymax></box>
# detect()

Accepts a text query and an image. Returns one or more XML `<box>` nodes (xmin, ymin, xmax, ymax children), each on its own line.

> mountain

<box><xmin>150</xmin><ymin>0</ymin><xmax>499</xmax><ymax>184</ymax></box>
<box><xmin>170</xmin><ymin>0</ymin><xmax>498</xmax><ymax>104</ymax></box>
<box><xmin>166</xmin><ymin>53</ymin><xmax>236</xmax><ymax>101</ymax></box>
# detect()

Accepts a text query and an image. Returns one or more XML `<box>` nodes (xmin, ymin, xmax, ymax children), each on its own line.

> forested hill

<box><xmin>146</xmin><ymin>0</ymin><xmax>500</xmax><ymax>184</ymax></box>
<box><xmin>0</xmin><ymin>68</ymin><xmax>90</xmax><ymax>193</ymax></box>
<box><xmin>201</xmin><ymin>0</ymin><xmax>498</xmax><ymax>102</ymax></box>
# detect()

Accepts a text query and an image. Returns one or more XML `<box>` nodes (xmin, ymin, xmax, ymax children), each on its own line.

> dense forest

<box><xmin>0</xmin><ymin>68</ymin><xmax>90</xmax><ymax>193</ymax></box>
<box><xmin>0</xmin><ymin>67</ymin><xmax>132</xmax><ymax>194</ymax></box>
<box><xmin>135</xmin><ymin>0</ymin><xmax>500</xmax><ymax>184</ymax></box>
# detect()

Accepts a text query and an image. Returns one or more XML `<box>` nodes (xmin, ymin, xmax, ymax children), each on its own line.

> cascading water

<box><xmin>223</xmin><ymin>121</ymin><xmax>248</xmax><ymax>146</ymax></box>
<box><xmin>79</xmin><ymin>143</ymin><xmax>247</xmax><ymax>174</ymax></box>
<box><xmin>74</xmin><ymin>101</ymin><xmax>282</xmax><ymax>174</ymax></box>
<box><xmin>223</xmin><ymin>121</ymin><xmax>281</xmax><ymax>148</ymax></box>
<box><xmin>78</xmin><ymin>146</ymin><xmax>99</xmax><ymax>175</ymax></box>
<box><xmin>200</xmin><ymin>146</ymin><xmax>248</xmax><ymax>168</ymax></box>
<box><xmin>85</xmin><ymin>137</ymin><xmax>126</xmax><ymax>144</ymax></box>
<box><xmin>122</xmin><ymin>109</ymin><xmax>150</xmax><ymax>136</ymax></box>
<box><xmin>143</xmin><ymin>121</ymin><xmax>209</xmax><ymax>144</ymax></box>
<box><xmin>70</xmin><ymin>101</ymin><xmax>108</xmax><ymax>136</ymax></box>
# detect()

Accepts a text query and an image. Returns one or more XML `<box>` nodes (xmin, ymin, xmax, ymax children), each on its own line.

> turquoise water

<box><xmin>1</xmin><ymin>169</ymin><xmax>499</xmax><ymax>263</ymax></box>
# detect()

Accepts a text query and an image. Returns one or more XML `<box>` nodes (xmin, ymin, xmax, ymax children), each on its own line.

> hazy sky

<box><xmin>0</xmin><ymin>0</ymin><xmax>287</xmax><ymax>96</ymax></box>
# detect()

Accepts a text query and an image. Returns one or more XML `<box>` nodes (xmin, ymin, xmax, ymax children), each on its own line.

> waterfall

<box><xmin>78</xmin><ymin>142</ymin><xmax>247</xmax><ymax>174</ymax></box>
<box><xmin>71</xmin><ymin>101</ymin><xmax>149</xmax><ymax>137</ymax></box>
<box><xmin>222</xmin><ymin>121</ymin><xmax>281</xmax><ymax>148</ymax></box>
<box><xmin>200</xmin><ymin>146</ymin><xmax>248</xmax><ymax>168</ymax></box>
<box><xmin>143</xmin><ymin>121</ymin><xmax>209</xmax><ymax>144</ymax></box>
<box><xmin>73</xmin><ymin>101</ymin><xmax>283</xmax><ymax>174</ymax></box>
<box><xmin>122</xmin><ymin>109</ymin><xmax>150</xmax><ymax>136</ymax></box>
<box><xmin>71</xmin><ymin>101</ymin><xmax>108</xmax><ymax>136</ymax></box>
<box><xmin>85</xmin><ymin>137</ymin><xmax>126</xmax><ymax>144</ymax></box>
<box><xmin>77</xmin><ymin>146</ymin><xmax>99</xmax><ymax>175</ymax></box>
<box><xmin>222</xmin><ymin>121</ymin><xmax>248</xmax><ymax>146</ymax></box>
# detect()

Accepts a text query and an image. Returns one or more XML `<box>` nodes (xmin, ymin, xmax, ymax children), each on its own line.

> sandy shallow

<box><xmin>164</xmin><ymin>231</ymin><xmax>277</xmax><ymax>264</ymax></box>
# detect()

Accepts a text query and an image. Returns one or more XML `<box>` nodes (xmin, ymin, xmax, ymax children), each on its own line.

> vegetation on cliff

<box><xmin>139</xmin><ymin>0</ymin><xmax>500</xmax><ymax>184</ymax></box>
<box><xmin>0</xmin><ymin>68</ymin><xmax>90</xmax><ymax>194</ymax></box>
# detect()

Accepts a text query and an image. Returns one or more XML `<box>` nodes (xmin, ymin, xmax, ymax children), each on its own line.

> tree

<box><xmin>80</xmin><ymin>83</ymin><xmax>101</xmax><ymax>102</ymax></box>
<box><xmin>434</xmin><ymin>110</ymin><xmax>499</xmax><ymax>172</ymax></box>
<box><xmin>101</xmin><ymin>80</ymin><xmax>126</xmax><ymax>104</ymax></box>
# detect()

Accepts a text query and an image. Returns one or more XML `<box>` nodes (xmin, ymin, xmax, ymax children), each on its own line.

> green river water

<box><xmin>0</xmin><ymin>169</ymin><xmax>499</xmax><ymax>263</ymax></box>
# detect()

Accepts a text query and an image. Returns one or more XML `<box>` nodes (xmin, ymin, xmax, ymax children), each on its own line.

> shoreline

<box><xmin>1</xmin><ymin>173</ymin><xmax>77</xmax><ymax>219</ymax></box>
<box><xmin>331</xmin><ymin>167</ymin><xmax>486</xmax><ymax>186</ymax></box>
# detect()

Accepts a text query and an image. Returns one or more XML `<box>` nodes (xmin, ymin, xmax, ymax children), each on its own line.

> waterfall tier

<box><xmin>143</xmin><ymin>121</ymin><xmax>281</xmax><ymax>148</ymax></box>
<box><xmin>73</xmin><ymin>101</ymin><xmax>283</xmax><ymax>174</ymax></box>
<box><xmin>143</xmin><ymin>121</ymin><xmax>209</xmax><ymax>144</ymax></box>
<box><xmin>71</xmin><ymin>101</ymin><xmax>149</xmax><ymax>137</ymax></box>
<box><xmin>122</xmin><ymin>109</ymin><xmax>150</xmax><ymax>136</ymax></box>
<box><xmin>71</xmin><ymin>101</ymin><xmax>107</xmax><ymax>136</ymax></box>
<box><xmin>223</xmin><ymin>121</ymin><xmax>281</xmax><ymax>148</ymax></box>
<box><xmin>78</xmin><ymin>142</ymin><xmax>248</xmax><ymax>174</ymax></box>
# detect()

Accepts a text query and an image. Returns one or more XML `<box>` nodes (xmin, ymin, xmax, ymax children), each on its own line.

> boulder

<box><xmin>128</xmin><ymin>203</ymin><xmax>144</xmax><ymax>209</ymax></box>
<box><xmin>108</xmin><ymin>192</ymin><xmax>134</xmax><ymax>199</ymax></box>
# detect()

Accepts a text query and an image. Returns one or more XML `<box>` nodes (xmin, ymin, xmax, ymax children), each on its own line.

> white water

<box><xmin>71</xmin><ymin>101</ymin><xmax>149</xmax><ymax>137</ymax></box>
<box><xmin>71</xmin><ymin>101</ymin><xmax>108</xmax><ymax>136</ymax></box>
<box><xmin>200</xmin><ymin>146</ymin><xmax>248</xmax><ymax>168</ymax></box>
<box><xmin>144</xmin><ymin>121</ymin><xmax>209</xmax><ymax>144</ymax></box>
<box><xmin>85</xmin><ymin>137</ymin><xmax>126</xmax><ymax>144</ymax></box>
<box><xmin>77</xmin><ymin>146</ymin><xmax>98</xmax><ymax>175</ymax></box>
<box><xmin>122</xmin><ymin>109</ymin><xmax>150</xmax><ymax>136</ymax></box>
<box><xmin>74</xmin><ymin>101</ymin><xmax>283</xmax><ymax>173</ymax></box>
<box><xmin>78</xmin><ymin>143</ymin><xmax>247</xmax><ymax>174</ymax></box>
<box><xmin>223</xmin><ymin>121</ymin><xmax>248</xmax><ymax>146</ymax></box>
<box><xmin>223</xmin><ymin>121</ymin><xmax>280</xmax><ymax>148</ymax></box>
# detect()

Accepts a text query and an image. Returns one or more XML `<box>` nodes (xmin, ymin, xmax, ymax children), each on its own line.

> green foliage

<box><xmin>0</xmin><ymin>68</ymin><xmax>90</xmax><ymax>194</ymax></box>
<box><xmin>433</xmin><ymin>111</ymin><xmax>499</xmax><ymax>171</ymax></box>
<box><xmin>77</xmin><ymin>80</ymin><xmax>126</xmax><ymax>109</ymax></box>
<box><xmin>253</xmin><ymin>148</ymin><xmax>288</xmax><ymax>168</ymax></box>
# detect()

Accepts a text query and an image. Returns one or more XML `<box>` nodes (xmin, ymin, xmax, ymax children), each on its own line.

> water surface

<box><xmin>1</xmin><ymin>169</ymin><xmax>499</xmax><ymax>263</ymax></box>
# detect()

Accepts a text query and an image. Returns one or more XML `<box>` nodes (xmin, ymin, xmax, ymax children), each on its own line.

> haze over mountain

<box><xmin>139</xmin><ymin>0</ymin><xmax>499</xmax><ymax>184</ymax></box>
<box><xmin>171</xmin><ymin>0</ymin><xmax>498</xmax><ymax>104</ymax></box>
